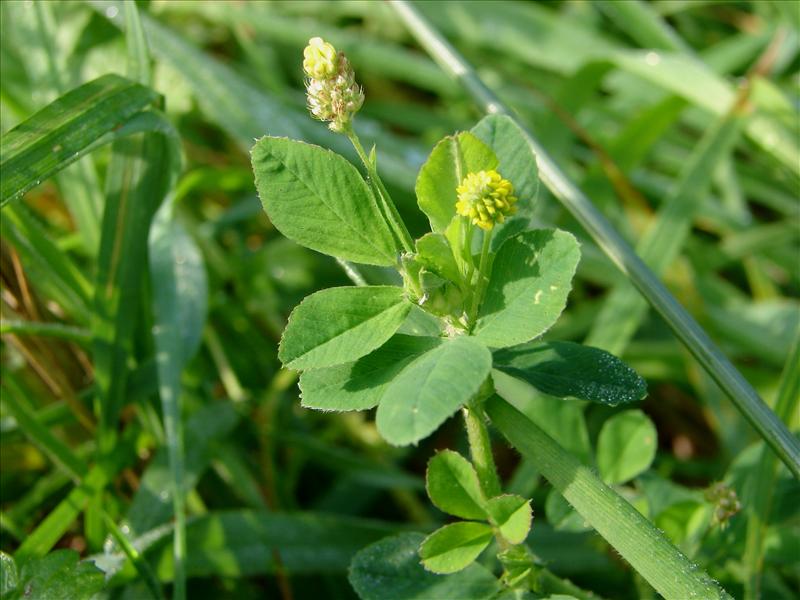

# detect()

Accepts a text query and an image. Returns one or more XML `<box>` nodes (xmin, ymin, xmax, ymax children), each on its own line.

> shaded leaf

<box><xmin>280</xmin><ymin>286</ymin><xmax>411</xmax><ymax>370</ymax></box>
<box><xmin>493</xmin><ymin>341</ymin><xmax>647</xmax><ymax>406</ymax></box>
<box><xmin>376</xmin><ymin>336</ymin><xmax>492</xmax><ymax>446</ymax></box>
<box><xmin>299</xmin><ymin>335</ymin><xmax>441</xmax><ymax>411</ymax></box>
<box><xmin>415</xmin><ymin>233</ymin><xmax>462</xmax><ymax>285</ymax></box>
<box><xmin>596</xmin><ymin>410</ymin><xmax>658</xmax><ymax>485</ymax></box>
<box><xmin>349</xmin><ymin>532</ymin><xmax>501</xmax><ymax>600</ymax></box>
<box><xmin>486</xmin><ymin>494</ymin><xmax>532</xmax><ymax>545</ymax></box>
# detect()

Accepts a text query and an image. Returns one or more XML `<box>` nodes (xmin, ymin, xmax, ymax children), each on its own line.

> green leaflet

<box><xmin>471</xmin><ymin>114</ymin><xmax>539</xmax><ymax>215</ymax></box>
<box><xmin>485</xmin><ymin>494</ymin><xmax>532</xmax><ymax>545</ymax></box>
<box><xmin>0</xmin><ymin>73</ymin><xmax>160</xmax><ymax>206</ymax></box>
<box><xmin>279</xmin><ymin>286</ymin><xmax>412</xmax><ymax>370</ymax></box>
<box><xmin>3</xmin><ymin>551</ymin><xmax>104</xmax><ymax>600</ymax></box>
<box><xmin>299</xmin><ymin>335</ymin><xmax>442</xmax><ymax>411</ymax></box>
<box><xmin>349</xmin><ymin>533</ymin><xmax>502</xmax><ymax>600</ymax></box>
<box><xmin>474</xmin><ymin>230</ymin><xmax>581</xmax><ymax>348</ymax></box>
<box><xmin>251</xmin><ymin>136</ymin><xmax>400</xmax><ymax>265</ymax></box>
<box><xmin>376</xmin><ymin>336</ymin><xmax>492</xmax><ymax>446</ymax></box>
<box><xmin>493</xmin><ymin>341</ymin><xmax>647</xmax><ymax>406</ymax></box>
<box><xmin>419</xmin><ymin>521</ymin><xmax>494</xmax><ymax>574</ymax></box>
<box><xmin>596</xmin><ymin>410</ymin><xmax>658</xmax><ymax>485</ymax></box>
<box><xmin>415</xmin><ymin>233</ymin><xmax>462</xmax><ymax>286</ymax></box>
<box><xmin>426</xmin><ymin>450</ymin><xmax>487</xmax><ymax>520</ymax></box>
<box><xmin>415</xmin><ymin>131</ymin><xmax>497</xmax><ymax>232</ymax></box>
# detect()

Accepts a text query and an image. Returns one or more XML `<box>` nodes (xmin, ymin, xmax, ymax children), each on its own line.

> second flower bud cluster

<box><xmin>303</xmin><ymin>37</ymin><xmax>364</xmax><ymax>133</ymax></box>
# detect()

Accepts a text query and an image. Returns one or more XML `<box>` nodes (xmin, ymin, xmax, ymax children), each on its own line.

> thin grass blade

<box><xmin>0</xmin><ymin>74</ymin><xmax>159</xmax><ymax>206</ymax></box>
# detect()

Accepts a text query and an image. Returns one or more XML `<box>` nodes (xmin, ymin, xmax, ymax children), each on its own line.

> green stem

<box><xmin>345</xmin><ymin>127</ymin><xmax>414</xmax><ymax>253</ymax></box>
<box><xmin>468</xmin><ymin>230</ymin><xmax>493</xmax><ymax>327</ymax></box>
<box><xmin>103</xmin><ymin>512</ymin><xmax>165</xmax><ymax>600</ymax></box>
<box><xmin>463</xmin><ymin>402</ymin><xmax>501</xmax><ymax>499</ymax></box>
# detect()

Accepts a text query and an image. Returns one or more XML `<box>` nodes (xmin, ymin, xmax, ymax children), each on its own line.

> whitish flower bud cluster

<box><xmin>455</xmin><ymin>170</ymin><xmax>518</xmax><ymax>231</ymax></box>
<box><xmin>303</xmin><ymin>37</ymin><xmax>364</xmax><ymax>133</ymax></box>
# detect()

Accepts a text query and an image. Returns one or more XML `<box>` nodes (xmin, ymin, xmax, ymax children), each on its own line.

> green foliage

<box><xmin>426</xmin><ymin>450</ymin><xmax>487</xmax><ymax>520</ymax></box>
<box><xmin>349</xmin><ymin>533</ymin><xmax>501</xmax><ymax>600</ymax></box>
<box><xmin>251</xmin><ymin>137</ymin><xmax>400</xmax><ymax>265</ymax></box>
<box><xmin>2</xmin><ymin>2</ymin><xmax>796</xmax><ymax>599</ymax></box>
<box><xmin>279</xmin><ymin>286</ymin><xmax>411</xmax><ymax>370</ymax></box>
<box><xmin>493</xmin><ymin>341</ymin><xmax>647</xmax><ymax>406</ymax></box>
<box><xmin>416</xmin><ymin>131</ymin><xmax>498</xmax><ymax>232</ymax></box>
<box><xmin>486</xmin><ymin>495</ymin><xmax>533</xmax><ymax>545</ymax></box>
<box><xmin>473</xmin><ymin>230</ymin><xmax>580</xmax><ymax>348</ymax></box>
<box><xmin>419</xmin><ymin>522</ymin><xmax>494</xmax><ymax>574</ymax></box>
<box><xmin>376</xmin><ymin>337</ymin><xmax>492</xmax><ymax>446</ymax></box>
<box><xmin>596</xmin><ymin>410</ymin><xmax>658</xmax><ymax>485</ymax></box>
<box><xmin>1</xmin><ymin>551</ymin><xmax>104</xmax><ymax>600</ymax></box>
<box><xmin>0</xmin><ymin>74</ymin><xmax>159</xmax><ymax>206</ymax></box>
<box><xmin>299</xmin><ymin>334</ymin><xmax>441</xmax><ymax>411</ymax></box>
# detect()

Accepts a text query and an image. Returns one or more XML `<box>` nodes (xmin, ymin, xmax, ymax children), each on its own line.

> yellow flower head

<box><xmin>303</xmin><ymin>37</ymin><xmax>338</xmax><ymax>79</ymax></box>
<box><xmin>455</xmin><ymin>170</ymin><xmax>518</xmax><ymax>231</ymax></box>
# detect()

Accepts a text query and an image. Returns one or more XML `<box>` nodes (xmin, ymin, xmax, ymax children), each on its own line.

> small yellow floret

<box><xmin>303</xmin><ymin>37</ymin><xmax>338</xmax><ymax>79</ymax></box>
<box><xmin>455</xmin><ymin>170</ymin><xmax>517</xmax><ymax>231</ymax></box>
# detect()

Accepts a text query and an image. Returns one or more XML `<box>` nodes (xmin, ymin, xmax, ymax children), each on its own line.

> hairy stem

<box><xmin>463</xmin><ymin>401</ymin><xmax>501</xmax><ymax>498</ymax></box>
<box><xmin>468</xmin><ymin>230</ymin><xmax>493</xmax><ymax>327</ymax></box>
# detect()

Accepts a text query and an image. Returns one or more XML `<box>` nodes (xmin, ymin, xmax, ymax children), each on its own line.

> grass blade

<box><xmin>1</xmin><ymin>205</ymin><xmax>92</xmax><ymax>323</ymax></box>
<box><xmin>122</xmin><ymin>2</ymin><xmax>193</xmax><ymax>597</ymax></box>
<box><xmin>110</xmin><ymin>511</ymin><xmax>400</xmax><ymax>581</ymax></box>
<box><xmin>147</xmin><ymin>194</ymin><xmax>207</xmax><ymax>600</ymax></box>
<box><xmin>486</xmin><ymin>395</ymin><xmax>731</xmax><ymax>600</ymax></box>
<box><xmin>389</xmin><ymin>0</ymin><xmax>800</xmax><ymax>479</ymax></box>
<box><xmin>0</xmin><ymin>320</ymin><xmax>91</xmax><ymax>345</ymax></box>
<box><xmin>585</xmin><ymin>106</ymin><xmax>745</xmax><ymax>354</ymax></box>
<box><xmin>1</xmin><ymin>375</ymin><xmax>87</xmax><ymax>481</ymax></box>
<box><xmin>13</xmin><ymin>432</ymin><xmax>136</xmax><ymax>564</ymax></box>
<box><xmin>2</xmin><ymin>0</ymin><xmax>105</xmax><ymax>251</ymax></box>
<box><xmin>0</xmin><ymin>74</ymin><xmax>159</xmax><ymax>206</ymax></box>
<box><xmin>743</xmin><ymin>328</ymin><xmax>800</xmax><ymax>599</ymax></box>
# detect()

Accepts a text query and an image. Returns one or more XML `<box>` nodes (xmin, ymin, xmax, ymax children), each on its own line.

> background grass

<box><xmin>1</xmin><ymin>1</ymin><xmax>798</xmax><ymax>599</ymax></box>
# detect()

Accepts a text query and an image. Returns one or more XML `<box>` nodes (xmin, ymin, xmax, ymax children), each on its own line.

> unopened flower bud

<box><xmin>303</xmin><ymin>37</ymin><xmax>338</xmax><ymax>79</ymax></box>
<box><xmin>455</xmin><ymin>170</ymin><xmax>518</xmax><ymax>231</ymax></box>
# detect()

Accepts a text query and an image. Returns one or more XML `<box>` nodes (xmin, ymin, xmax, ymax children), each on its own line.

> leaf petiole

<box><xmin>345</xmin><ymin>126</ymin><xmax>415</xmax><ymax>254</ymax></box>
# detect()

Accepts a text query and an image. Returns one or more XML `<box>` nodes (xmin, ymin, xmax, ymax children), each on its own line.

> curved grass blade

<box><xmin>0</xmin><ymin>320</ymin><xmax>91</xmax><ymax>345</ymax></box>
<box><xmin>389</xmin><ymin>0</ymin><xmax>800</xmax><ymax>479</ymax></box>
<box><xmin>486</xmin><ymin>395</ymin><xmax>732</xmax><ymax>600</ymax></box>
<box><xmin>585</xmin><ymin>104</ymin><xmax>745</xmax><ymax>354</ymax></box>
<box><xmin>0</xmin><ymin>73</ymin><xmax>159</xmax><ymax>206</ymax></box>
